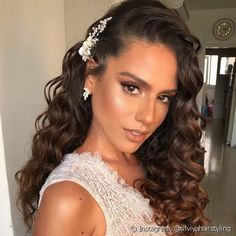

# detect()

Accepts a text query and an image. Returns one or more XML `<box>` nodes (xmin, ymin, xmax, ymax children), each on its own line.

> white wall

<box><xmin>0</xmin><ymin>0</ymin><xmax>65</xmax><ymax>235</ymax></box>
<box><xmin>64</xmin><ymin>0</ymin><xmax>112</xmax><ymax>48</ymax></box>
<box><xmin>0</xmin><ymin>114</ymin><xmax>13</xmax><ymax>236</ymax></box>
<box><xmin>188</xmin><ymin>8</ymin><xmax>236</xmax><ymax>48</ymax></box>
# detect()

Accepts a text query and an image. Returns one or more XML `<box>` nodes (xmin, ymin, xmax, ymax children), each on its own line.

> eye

<box><xmin>158</xmin><ymin>95</ymin><xmax>172</xmax><ymax>104</ymax></box>
<box><xmin>120</xmin><ymin>82</ymin><xmax>140</xmax><ymax>95</ymax></box>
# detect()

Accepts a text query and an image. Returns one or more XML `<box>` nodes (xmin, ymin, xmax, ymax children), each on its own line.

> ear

<box><xmin>84</xmin><ymin>59</ymin><xmax>99</xmax><ymax>94</ymax></box>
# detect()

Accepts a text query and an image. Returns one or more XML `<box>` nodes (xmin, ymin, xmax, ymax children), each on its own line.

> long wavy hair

<box><xmin>16</xmin><ymin>0</ymin><xmax>209</xmax><ymax>234</ymax></box>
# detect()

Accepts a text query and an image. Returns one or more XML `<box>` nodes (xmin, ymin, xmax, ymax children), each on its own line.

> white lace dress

<box><xmin>38</xmin><ymin>152</ymin><xmax>166</xmax><ymax>236</ymax></box>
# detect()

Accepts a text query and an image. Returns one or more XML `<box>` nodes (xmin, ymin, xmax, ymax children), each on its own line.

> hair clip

<box><xmin>78</xmin><ymin>17</ymin><xmax>112</xmax><ymax>61</ymax></box>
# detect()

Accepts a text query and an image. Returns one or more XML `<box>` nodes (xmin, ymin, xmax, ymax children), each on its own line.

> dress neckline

<box><xmin>68</xmin><ymin>151</ymin><xmax>151</xmax><ymax>205</ymax></box>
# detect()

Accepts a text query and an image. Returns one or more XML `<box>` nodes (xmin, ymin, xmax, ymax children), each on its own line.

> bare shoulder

<box><xmin>33</xmin><ymin>181</ymin><xmax>100</xmax><ymax>236</ymax></box>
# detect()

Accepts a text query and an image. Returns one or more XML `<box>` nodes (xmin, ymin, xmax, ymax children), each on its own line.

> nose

<box><xmin>135</xmin><ymin>98</ymin><xmax>156</xmax><ymax>125</ymax></box>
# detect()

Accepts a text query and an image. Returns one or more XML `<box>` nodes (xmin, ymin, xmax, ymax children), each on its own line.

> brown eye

<box><xmin>158</xmin><ymin>95</ymin><xmax>171</xmax><ymax>104</ymax></box>
<box><xmin>120</xmin><ymin>82</ymin><xmax>140</xmax><ymax>95</ymax></box>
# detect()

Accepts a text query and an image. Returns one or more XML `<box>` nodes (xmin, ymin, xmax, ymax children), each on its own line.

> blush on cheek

<box><xmin>111</xmin><ymin>98</ymin><xmax>124</xmax><ymax>112</ymax></box>
<box><xmin>102</xmin><ymin>84</ymin><xmax>131</xmax><ymax>114</ymax></box>
<box><xmin>92</xmin><ymin>85</ymin><xmax>125</xmax><ymax>120</ymax></box>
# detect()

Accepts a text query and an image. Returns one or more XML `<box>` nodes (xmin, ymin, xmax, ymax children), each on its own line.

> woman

<box><xmin>16</xmin><ymin>0</ymin><xmax>209</xmax><ymax>235</ymax></box>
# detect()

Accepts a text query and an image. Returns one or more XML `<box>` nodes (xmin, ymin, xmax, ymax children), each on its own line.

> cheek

<box><xmin>153</xmin><ymin>105</ymin><xmax>169</xmax><ymax>128</ymax></box>
<box><xmin>106</xmin><ymin>91</ymin><xmax>126</xmax><ymax>114</ymax></box>
<box><xmin>92</xmin><ymin>82</ymin><xmax>132</xmax><ymax>122</ymax></box>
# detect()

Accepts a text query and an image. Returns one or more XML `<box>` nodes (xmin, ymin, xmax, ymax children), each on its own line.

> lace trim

<box><xmin>68</xmin><ymin>151</ymin><xmax>151</xmax><ymax>206</ymax></box>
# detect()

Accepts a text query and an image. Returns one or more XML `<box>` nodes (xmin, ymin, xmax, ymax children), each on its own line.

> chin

<box><xmin>118</xmin><ymin>142</ymin><xmax>143</xmax><ymax>154</ymax></box>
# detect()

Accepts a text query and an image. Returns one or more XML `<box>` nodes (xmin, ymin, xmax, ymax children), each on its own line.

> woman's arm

<box><xmin>33</xmin><ymin>181</ymin><xmax>98</xmax><ymax>236</ymax></box>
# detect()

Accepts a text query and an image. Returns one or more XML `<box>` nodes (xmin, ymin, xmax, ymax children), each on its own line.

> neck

<box><xmin>75</xmin><ymin>119</ymin><xmax>139</xmax><ymax>166</ymax></box>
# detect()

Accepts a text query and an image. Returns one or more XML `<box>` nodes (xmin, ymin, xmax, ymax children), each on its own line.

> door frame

<box><xmin>205</xmin><ymin>48</ymin><xmax>236</xmax><ymax>144</ymax></box>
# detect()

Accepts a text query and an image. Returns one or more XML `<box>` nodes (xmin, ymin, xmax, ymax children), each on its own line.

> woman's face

<box><xmin>85</xmin><ymin>40</ymin><xmax>177</xmax><ymax>154</ymax></box>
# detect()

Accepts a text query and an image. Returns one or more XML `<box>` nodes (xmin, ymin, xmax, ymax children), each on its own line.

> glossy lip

<box><xmin>123</xmin><ymin>128</ymin><xmax>148</xmax><ymax>143</ymax></box>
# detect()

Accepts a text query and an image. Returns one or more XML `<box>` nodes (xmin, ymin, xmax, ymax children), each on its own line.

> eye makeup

<box><xmin>119</xmin><ymin>80</ymin><xmax>176</xmax><ymax>104</ymax></box>
<box><xmin>120</xmin><ymin>81</ymin><xmax>141</xmax><ymax>95</ymax></box>
<box><xmin>119</xmin><ymin>71</ymin><xmax>177</xmax><ymax>92</ymax></box>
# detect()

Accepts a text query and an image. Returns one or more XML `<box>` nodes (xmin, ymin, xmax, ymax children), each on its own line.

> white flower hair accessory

<box><xmin>78</xmin><ymin>17</ymin><xmax>112</xmax><ymax>61</ymax></box>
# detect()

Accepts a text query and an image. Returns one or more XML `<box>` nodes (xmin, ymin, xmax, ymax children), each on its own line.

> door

<box><xmin>225</xmin><ymin>61</ymin><xmax>236</xmax><ymax>145</ymax></box>
<box><xmin>205</xmin><ymin>48</ymin><xmax>236</xmax><ymax>145</ymax></box>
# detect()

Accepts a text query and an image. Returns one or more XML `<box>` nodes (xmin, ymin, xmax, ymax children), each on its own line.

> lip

<box><xmin>123</xmin><ymin>128</ymin><xmax>148</xmax><ymax>143</ymax></box>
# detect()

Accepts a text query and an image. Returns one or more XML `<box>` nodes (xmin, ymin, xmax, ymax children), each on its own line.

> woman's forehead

<box><xmin>103</xmin><ymin>40</ymin><xmax>178</xmax><ymax>91</ymax></box>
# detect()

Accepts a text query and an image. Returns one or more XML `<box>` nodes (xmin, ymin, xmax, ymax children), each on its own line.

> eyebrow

<box><xmin>119</xmin><ymin>72</ymin><xmax>178</xmax><ymax>94</ymax></box>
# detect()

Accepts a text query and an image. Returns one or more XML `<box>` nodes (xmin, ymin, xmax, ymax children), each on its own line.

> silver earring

<box><xmin>83</xmin><ymin>87</ymin><xmax>90</xmax><ymax>101</ymax></box>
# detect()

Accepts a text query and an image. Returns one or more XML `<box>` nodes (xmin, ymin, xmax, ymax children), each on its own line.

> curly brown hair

<box><xmin>16</xmin><ymin>0</ymin><xmax>209</xmax><ymax>234</ymax></box>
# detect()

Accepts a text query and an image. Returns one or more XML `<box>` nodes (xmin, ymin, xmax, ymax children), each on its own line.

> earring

<box><xmin>83</xmin><ymin>87</ymin><xmax>90</xmax><ymax>101</ymax></box>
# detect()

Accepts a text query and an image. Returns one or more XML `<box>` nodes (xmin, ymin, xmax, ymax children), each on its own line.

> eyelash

<box><xmin>120</xmin><ymin>81</ymin><xmax>174</xmax><ymax>104</ymax></box>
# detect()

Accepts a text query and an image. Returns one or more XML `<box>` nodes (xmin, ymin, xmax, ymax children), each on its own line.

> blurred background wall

<box><xmin>0</xmin><ymin>0</ymin><xmax>65</xmax><ymax>235</ymax></box>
